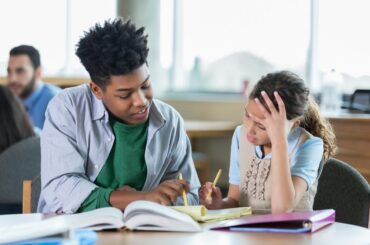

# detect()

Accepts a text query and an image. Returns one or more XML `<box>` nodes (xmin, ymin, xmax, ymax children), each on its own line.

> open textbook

<box><xmin>67</xmin><ymin>201</ymin><xmax>250</xmax><ymax>230</ymax></box>
<box><xmin>0</xmin><ymin>201</ymin><xmax>251</xmax><ymax>243</ymax></box>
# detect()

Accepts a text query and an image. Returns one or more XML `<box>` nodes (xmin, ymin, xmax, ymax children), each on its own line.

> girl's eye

<box><xmin>244</xmin><ymin>110</ymin><xmax>250</xmax><ymax>118</ymax></box>
<box><xmin>257</xmin><ymin>125</ymin><xmax>266</xmax><ymax>130</ymax></box>
<box><xmin>142</xmin><ymin>84</ymin><xmax>151</xmax><ymax>90</ymax></box>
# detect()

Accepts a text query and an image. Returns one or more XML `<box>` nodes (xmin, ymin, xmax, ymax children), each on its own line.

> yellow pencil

<box><xmin>179</xmin><ymin>173</ymin><xmax>188</xmax><ymax>206</ymax></box>
<box><xmin>206</xmin><ymin>169</ymin><xmax>222</xmax><ymax>200</ymax></box>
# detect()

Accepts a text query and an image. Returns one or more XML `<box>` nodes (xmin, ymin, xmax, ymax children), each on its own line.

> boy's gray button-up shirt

<box><xmin>38</xmin><ymin>84</ymin><xmax>200</xmax><ymax>213</ymax></box>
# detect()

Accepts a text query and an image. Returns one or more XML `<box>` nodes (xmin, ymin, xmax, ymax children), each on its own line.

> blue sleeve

<box><xmin>290</xmin><ymin>136</ymin><xmax>324</xmax><ymax>190</ymax></box>
<box><xmin>229</xmin><ymin>126</ymin><xmax>242</xmax><ymax>185</ymax></box>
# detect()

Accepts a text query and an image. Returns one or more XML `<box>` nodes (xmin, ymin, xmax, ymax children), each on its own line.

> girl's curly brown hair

<box><xmin>249</xmin><ymin>71</ymin><xmax>337</xmax><ymax>160</ymax></box>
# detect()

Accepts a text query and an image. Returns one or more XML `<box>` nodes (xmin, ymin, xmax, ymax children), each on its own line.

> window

<box><xmin>318</xmin><ymin>0</ymin><xmax>370</xmax><ymax>93</ymax></box>
<box><xmin>162</xmin><ymin>0</ymin><xmax>310</xmax><ymax>93</ymax></box>
<box><xmin>0</xmin><ymin>0</ymin><xmax>116</xmax><ymax>77</ymax></box>
<box><xmin>161</xmin><ymin>0</ymin><xmax>370</xmax><ymax>94</ymax></box>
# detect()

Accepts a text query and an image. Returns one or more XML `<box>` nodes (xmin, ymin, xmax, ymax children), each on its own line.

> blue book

<box><xmin>6</xmin><ymin>229</ymin><xmax>97</xmax><ymax>245</ymax></box>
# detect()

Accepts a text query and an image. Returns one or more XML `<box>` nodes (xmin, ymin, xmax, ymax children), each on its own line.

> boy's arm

<box><xmin>40</xmin><ymin>94</ymin><xmax>97</xmax><ymax>214</ymax></box>
<box><xmin>162</xmin><ymin>116</ymin><xmax>201</xmax><ymax>206</ymax></box>
<box><xmin>78</xmin><ymin>187</ymin><xmax>114</xmax><ymax>212</ymax></box>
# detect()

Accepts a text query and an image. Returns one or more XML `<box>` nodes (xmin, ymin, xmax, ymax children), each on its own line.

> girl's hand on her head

<box><xmin>250</xmin><ymin>91</ymin><xmax>294</xmax><ymax>144</ymax></box>
<box><xmin>199</xmin><ymin>182</ymin><xmax>222</xmax><ymax>209</ymax></box>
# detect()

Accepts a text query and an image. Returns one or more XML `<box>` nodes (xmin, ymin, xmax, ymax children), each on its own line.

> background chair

<box><xmin>0</xmin><ymin>137</ymin><xmax>41</xmax><ymax>214</ymax></box>
<box><xmin>22</xmin><ymin>175</ymin><xmax>41</xmax><ymax>213</ymax></box>
<box><xmin>314</xmin><ymin>158</ymin><xmax>370</xmax><ymax>228</ymax></box>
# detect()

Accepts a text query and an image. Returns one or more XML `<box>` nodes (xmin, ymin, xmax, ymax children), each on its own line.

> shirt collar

<box><xmin>147</xmin><ymin>100</ymin><xmax>166</xmax><ymax>143</ymax></box>
<box><xmin>255</xmin><ymin>127</ymin><xmax>302</xmax><ymax>159</ymax></box>
<box><xmin>23</xmin><ymin>81</ymin><xmax>44</xmax><ymax>109</ymax></box>
<box><xmin>148</xmin><ymin>100</ymin><xmax>166</xmax><ymax>128</ymax></box>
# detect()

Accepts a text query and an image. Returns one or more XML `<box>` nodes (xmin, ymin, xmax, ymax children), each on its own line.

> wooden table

<box><xmin>97</xmin><ymin>222</ymin><xmax>370</xmax><ymax>245</ymax></box>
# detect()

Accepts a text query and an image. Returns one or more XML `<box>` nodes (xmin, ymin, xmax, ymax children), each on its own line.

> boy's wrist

<box><xmin>109</xmin><ymin>189</ymin><xmax>146</xmax><ymax>210</ymax></box>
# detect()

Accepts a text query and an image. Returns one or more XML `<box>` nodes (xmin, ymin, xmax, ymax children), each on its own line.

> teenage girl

<box><xmin>199</xmin><ymin>71</ymin><xmax>336</xmax><ymax>213</ymax></box>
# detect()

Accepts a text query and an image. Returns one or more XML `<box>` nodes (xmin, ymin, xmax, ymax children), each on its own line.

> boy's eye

<box><xmin>257</xmin><ymin>124</ymin><xmax>266</xmax><ymax>130</ymax></box>
<box><xmin>119</xmin><ymin>94</ymin><xmax>131</xmax><ymax>99</ymax></box>
<box><xmin>118</xmin><ymin>83</ymin><xmax>150</xmax><ymax>99</ymax></box>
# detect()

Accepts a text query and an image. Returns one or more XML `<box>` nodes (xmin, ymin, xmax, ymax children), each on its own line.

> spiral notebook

<box><xmin>211</xmin><ymin>209</ymin><xmax>335</xmax><ymax>233</ymax></box>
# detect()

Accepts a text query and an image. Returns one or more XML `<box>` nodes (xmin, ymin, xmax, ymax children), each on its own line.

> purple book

<box><xmin>211</xmin><ymin>209</ymin><xmax>335</xmax><ymax>233</ymax></box>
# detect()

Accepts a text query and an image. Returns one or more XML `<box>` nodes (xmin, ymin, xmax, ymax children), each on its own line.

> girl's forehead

<box><xmin>245</xmin><ymin>100</ymin><xmax>265</xmax><ymax>119</ymax></box>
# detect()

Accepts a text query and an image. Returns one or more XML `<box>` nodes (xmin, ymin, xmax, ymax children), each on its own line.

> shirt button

<box><xmin>94</xmin><ymin>165</ymin><xmax>99</xmax><ymax>169</ymax></box>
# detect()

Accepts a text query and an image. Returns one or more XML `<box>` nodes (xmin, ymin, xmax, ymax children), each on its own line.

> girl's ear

<box><xmin>290</xmin><ymin>118</ymin><xmax>301</xmax><ymax>129</ymax></box>
<box><xmin>293</xmin><ymin>119</ymin><xmax>301</xmax><ymax>128</ymax></box>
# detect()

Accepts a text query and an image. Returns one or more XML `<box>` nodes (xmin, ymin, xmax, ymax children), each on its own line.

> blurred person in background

<box><xmin>7</xmin><ymin>45</ymin><xmax>61</xmax><ymax>129</ymax></box>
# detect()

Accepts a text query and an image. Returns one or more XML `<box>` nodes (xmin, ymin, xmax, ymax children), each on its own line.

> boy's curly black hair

<box><xmin>76</xmin><ymin>18</ymin><xmax>149</xmax><ymax>88</ymax></box>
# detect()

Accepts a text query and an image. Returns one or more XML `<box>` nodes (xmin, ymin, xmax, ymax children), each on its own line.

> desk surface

<box><xmin>97</xmin><ymin>223</ymin><xmax>370</xmax><ymax>245</ymax></box>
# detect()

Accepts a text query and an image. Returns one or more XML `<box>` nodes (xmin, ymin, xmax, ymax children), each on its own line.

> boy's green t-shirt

<box><xmin>78</xmin><ymin>116</ymin><xmax>148</xmax><ymax>212</ymax></box>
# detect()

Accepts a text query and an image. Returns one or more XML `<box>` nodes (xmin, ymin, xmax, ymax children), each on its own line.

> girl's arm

<box><xmin>221</xmin><ymin>184</ymin><xmax>240</xmax><ymax>208</ymax></box>
<box><xmin>270</xmin><ymin>140</ymin><xmax>308</xmax><ymax>213</ymax></box>
<box><xmin>251</xmin><ymin>91</ymin><xmax>308</xmax><ymax>213</ymax></box>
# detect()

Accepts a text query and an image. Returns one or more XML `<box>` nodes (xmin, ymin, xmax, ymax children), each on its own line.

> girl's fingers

<box><xmin>199</xmin><ymin>187</ymin><xmax>207</xmax><ymax>200</ymax></box>
<box><xmin>261</xmin><ymin>91</ymin><xmax>277</xmax><ymax>114</ymax></box>
<box><xmin>204</xmin><ymin>182</ymin><xmax>213</xmax><ymax>191</ymax></box>
<box><xmin>274</xmin><ymin>91</ymin><xmax>286</xmax><ymax>115</ymax></box>
<box><xmin>213</xmin><ymin>187</ymin><xmax>222</xmax><ymax>199</ymax></box>
<box><xmin>254</xmin><ymin>98</ymin><xmax>270</xmax><ymax>118</ymax></box>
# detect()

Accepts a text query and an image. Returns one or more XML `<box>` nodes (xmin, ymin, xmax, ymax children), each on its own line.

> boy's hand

<box><xmin>199</xmin><ymin>182</ymin><xmax>222</xmax><ymax>209</ymax></box>
<box><xmin>144</xmin><ymin>179</ymin><xmax>189</xmax><ymax>205</ymax></box>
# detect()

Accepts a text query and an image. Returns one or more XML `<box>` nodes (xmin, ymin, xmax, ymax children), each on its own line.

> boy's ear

<box><xmin>90</xmin><ymin>82</ymin><xmax>104</xmax><ymax>100</ymax></box>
